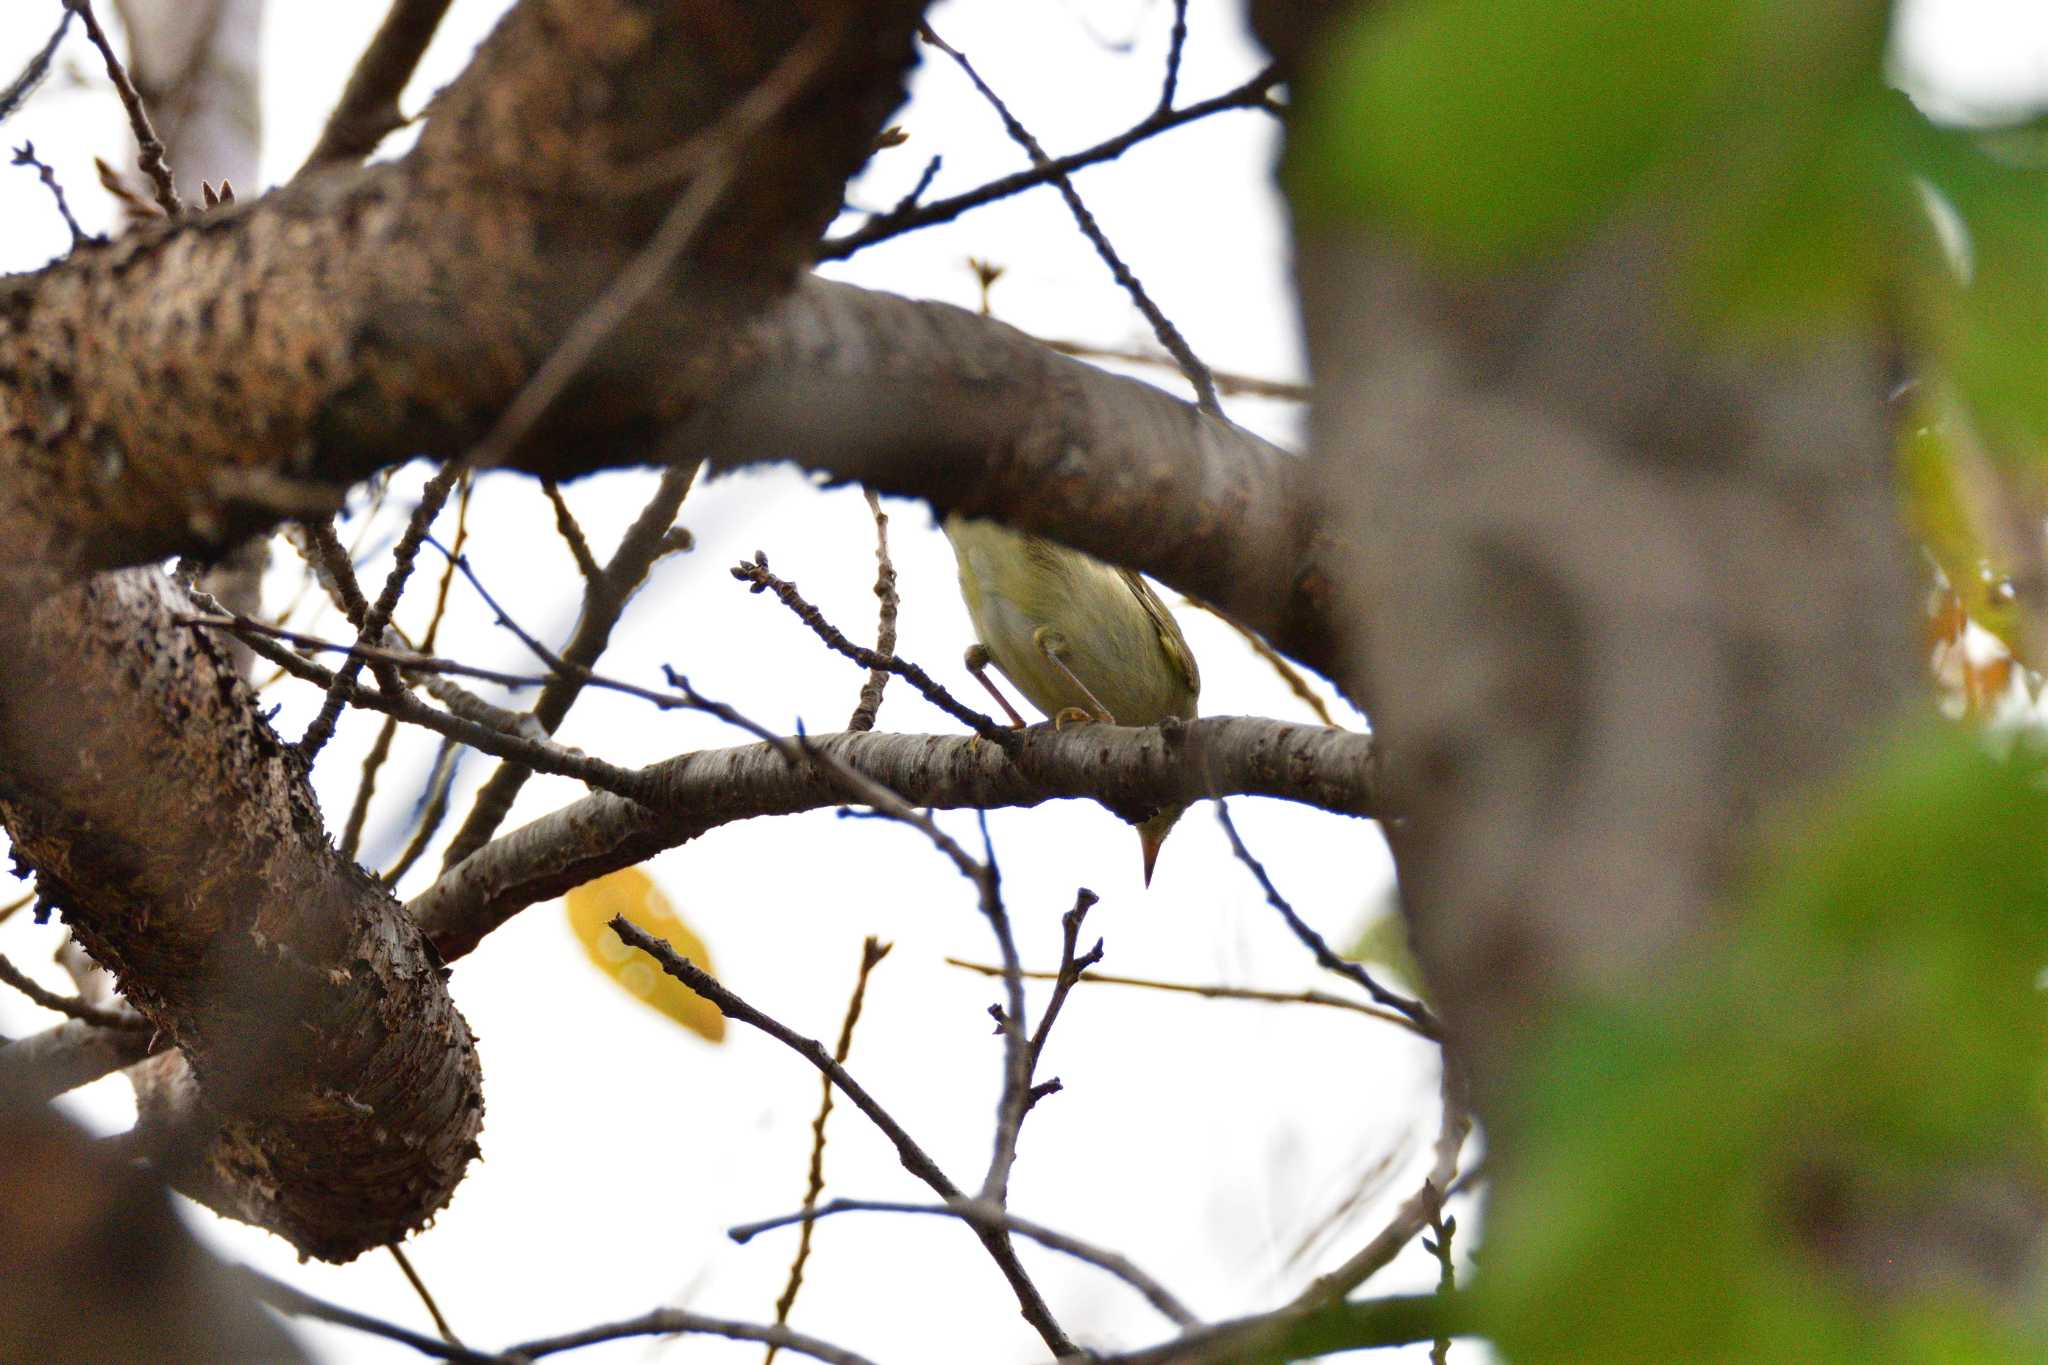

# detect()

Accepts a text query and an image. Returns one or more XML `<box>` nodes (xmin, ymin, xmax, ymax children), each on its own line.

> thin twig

<box><xmin>0</xmin><ymin>952</ymin><xmax>147</xmax><ymax>1031</ymax></box>
<box><xmin>180</xmin><ymin>612</ymin><xmax>665</xmax><ymax>804</ymax></box>
<box><xmin>65</xmin><ymin>0</ymin><xmax>181</xmax><ymax>217</ymax></box>
<box><xmin>1215</xmin><ymin>801</ymin><xmax>1441</xmax><ymax>1039</ymax></box>
<box><xmin>381</xmin><ymin>738</ymin><xmax>463</xmax><ymax>888</ymax></box>
<box><xmin>540</xmin><ymin>480</ymin><xmax>604</xmax><ymax>588</ymax></box>
<box><xmin>388</xmin><ymin>1244</ymin><xmax>463</xmax><ymax>1348</ymax></box>
<box><xmin>731</xmin><ymin>1196</ymin><xmax>1198</xmax><ymax>1329</ymax></box>
<box><xmin>1022</xmin><ymin>890</ymin><xmax>1103</xmax><ymax>1099</ymax></box>
<box><xmin>819</xmin><ymin>66</ymin><xmax>1281</xmax><ymax>260</ymax></box>
<box><xmin>298</xmin><ymin>464</ymin><xmax>463</xmax><ymax>763</ymax></box>
<box><xmin>0</xmin><ymin>890</ymin><xmax>32</xmax><ymax>927</ymax></box>
<box><xmin>1190</xmin><ymin>599</ymin><xmax>1340</xmax><ymax>727</ymax></box>
<box><xmin>845</xmin><ymin>491</ymin><xmax>899</xmax><ymax>733</ymax></box>
<box><xmin>439</xmin><ymin>459</ymin><xmax>701</xmax><ymax>872</ymax></box>
<box><xmin>920</xmin><ymin>22</ymin><xmax>1222</xmax><ymax>415</ymax></box>
<box><xmin>973</xmin><ymin>813</ymin><xmax>1033</xmax><ymax>1210</ymax></box>
<box><xmin>766</xmin><ymin>936</ymin><xmax>893</xmax><ymax>1363</ymax></box>
<box><xmin>610</xmin><ymin>917</ymin><xmax>1076</xmax><ymax>1358</ymax></box>
<box><xmin>1424</xmin><ymin>1205</ymin><xmax>1457</xmax><ymax>1365</ymax></box>
<box><xmin>299</xmin><ymin>0</ymin><xmax>454</xmax><ymax>173</ymax></box>
<box><xmin>187</xmin><ymin>615</ymin><xmax>564</xmax><ymax>695</ymax></box>
<box><xmin>231</xmin><ymin>1264</ymin><xmax>493</xmax><ymax>1363</ymax></box>
<box><xmin>1288</xmin><ymin>1059</ymin><xmax>1471</xmax><ymax>1309</ymax></box>
<box><xmin>340</xmin><ymin>472</ymin><xmax>473</xmax><ymax>861</ymax></box>
<box><xmin>879</xmin><ymin>152</ymin><xmax>942</xmax><ymax>222</ymax></box>
<box><xmin>1158</xmin><ymin>0</ymin><xmax>1190</xmax><ymax>112</ymax></box>
<box><xmin>294</xmin><ymin>518</ymin><xmax>407</xmax><ymax>695</ymax></box>
<box><xmin>510</xmin><ymin>1310</ymin><xmax>881</xmax><ymax>1365</ymax></box>
<box><xmin>0</xmin><ymin>11</ymin><xmax>73</xmax><ymax>127</ymax></box>
<box><xmin>1040</xmin><ymin>335</ymin><xmax>1310</xmax><ymax>402</ymax></box>
<box><xmin>12</xmin><ymin>142</ymin><xmax>92</xmax><ymax>247</ymax></box>
<box><xmin>733</xmin><ymin>552</ymin><xmax>1012</xmax><ymax>744</ymax></box>
<box><xmin>942</xmin><ymin>958</ymin><xmax>1427</xmax><ymax>1036</ymax></box>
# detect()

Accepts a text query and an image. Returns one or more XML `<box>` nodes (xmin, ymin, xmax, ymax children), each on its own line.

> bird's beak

<box><xmin>1140</xmin><ymin>824</ymin><xmax>1167</xmax><ymax>887</ymax></box>
<box><xmin>1137</xmin><ymin>806</ymin><xmax>1184</xmax><ymax>888</ymax></box>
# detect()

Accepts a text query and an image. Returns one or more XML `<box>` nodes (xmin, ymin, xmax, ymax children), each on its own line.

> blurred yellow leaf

<box><xmin>1898</xmin><ymin>399</ymin><xmax>2024</xmax><ymax>659</ymax></box>
<box><xmin>564</xmin><ymin>868</ymin><xmax>725</xmax><ymax>1043</ymax></box>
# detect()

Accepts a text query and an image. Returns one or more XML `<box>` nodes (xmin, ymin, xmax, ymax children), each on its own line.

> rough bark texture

<box><xmin>0</xmin><ymin>0</ymin><xmax>929</xmax><ymax>1260</ymax></box>
<box><xmin>0</xmin><ymin>571</ymin><xmax>483</xmax><ymax>1259</ymax></box>
<box><xmin>0</xmin><ymin>0</ymin><xmax>928</xmax><ymax>582</ymax></box>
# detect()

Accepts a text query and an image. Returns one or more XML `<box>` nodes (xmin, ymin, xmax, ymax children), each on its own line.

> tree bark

<box><xmin>0</xmin><ymin>0</ymin><xmax>928</xmax><ymax>1260</ymax></box>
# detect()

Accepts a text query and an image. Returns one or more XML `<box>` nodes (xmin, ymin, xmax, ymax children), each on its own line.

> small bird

<box><xmin>944</xmin><ymin>513</ymin><xmax>1200</xmax><ymax>885</ymax></box>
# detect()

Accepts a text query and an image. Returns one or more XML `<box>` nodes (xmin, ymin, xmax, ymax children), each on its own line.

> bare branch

<box><xmin>439</xmin><ymin>459</ymin><xmax>701</xmax><ymax>871</ymax></box>
<box><xmin>1216</xmin><ymin>802</ymin><xmax>1439</xmax><ymax>1039</ymax></box>
<box><xmin>845</xmin><ymin>490</ymin><xmax>899</xmax><ymax>733</ymax></box>
<box><xmin>766</xmin><ymin>936</ymin><xmax>893</xmax><ymax>1361</ymax></box>
<box><xmin>466</xmin><ymin>25</ymin><xmax>842</xmax><ymax>475</ymax></box>
<box><xmin>510</xmin><ymin>1309</ymin><xmax>882</xmax><ymax>1365</ymax></box>
<box><xmin>942</xmin><ymin>959</ymin><xmax>1428</xmax><ymax>1037</ymax></box>
<box><xmin>412</xmin><ymin>717</ymin><xmax>1379</xmax><ymax>962</ymax></box>
<box><xmin>299</xmin><ymin>0</ymin><xmax>454</xmax><ymax>173</ymax></box>
<box><xmin>1077</xmin><ymin>1291</ymin><xmax>1466</xmax><ymax>1365</ymax></box>
<box><xmin>920</xmin><ymin>22</ymin><xmax>1221</xmax><ymax>414</ymax></box>
<box><xmin>0</xmin><ymin>1017</ymin><xmax>156</xmax><ymax>1101</ymax></box>
<box><xmin>733</xmin><ymin>552</ymin><xmax>1010</xmax><ymax>742</ymax></box>
<box><xmin>691</xmin><ymin>278</ymin><xmax>1337</xmax><ymax>681</ymax></box>
<box><xmin>0</xmin><ymin>951</ymin><xmax>147</xmax><ymax>1030</ymax></box>
<box><xmin>819</xmin><ymin>66</ymin><xmax>1281</xmax><ymax>260</ymax></box>
<box><xmin>611</xmin><ymin>917</ymin><xmax>1076</xmax><ymax>1358</ymax></box>
<box><xmin>66</xmin><ymin>0</ymin><xmax>182</xmax><ymax>216</ymax></box>
<box><xmin>11</xmin><ymin>142</ymin><xmax>93</xmax><ymax>248</ymax></box>
<box><xmin>732</xmin><ymin>1196</ymin><xmax>1199</xmax><ymax>1329</ymax></box>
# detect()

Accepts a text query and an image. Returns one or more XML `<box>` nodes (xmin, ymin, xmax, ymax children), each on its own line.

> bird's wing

<box><xmin>1118</xmin><ymin>568</ymin><xmax>1201</xmax><ymax>707</ymax></box>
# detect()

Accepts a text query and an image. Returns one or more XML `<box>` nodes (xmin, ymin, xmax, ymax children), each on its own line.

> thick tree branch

<box><xmin>0</xmin><ymin>1017</ymin><xmax>156</xmax><ymax>1102</ymax></box>
<box><xmin>298</xmin><ymin>0</ymin><xmax>453</xmax><ymax>173</ymax></box>
<box><xmin>0</xmin><ymin>0</ymin><xmax>927</xmax><ymax>580</ymax></box>
<box><xmin>694</xmin><ymin>278</ymin><xmax>1338</xmax><ymax>677</ymax></box>
<box><xmin>414</xmin><ymin>717</ymin><xmax>1376</xmax><ymax>961</ymax></box>
<box><xmin>0</xmin><ymin>570</ymin><xmax>484</xmax><ymax>1260</ymax></box>
<box><xmin>0</xmin><ymin>0</ymin><xmax>932</xmax><ymax>1262</ymax></box>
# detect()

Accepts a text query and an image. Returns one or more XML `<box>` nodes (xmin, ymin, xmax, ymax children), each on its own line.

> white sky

<box><xmin>0</xmin><ymin>2</ymin><xmax>2043</xmax><ymax>1362</ymax></box>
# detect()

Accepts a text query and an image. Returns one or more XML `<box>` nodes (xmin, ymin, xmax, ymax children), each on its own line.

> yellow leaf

<box><xmin>564</xmin><ymin>868</ymin><xmax>725</xmax><ymax>1043</ymax></box>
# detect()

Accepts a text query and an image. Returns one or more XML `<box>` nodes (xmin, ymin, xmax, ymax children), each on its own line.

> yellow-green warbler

<box><xmin>944</xmin><ymin>513</ymin><xmax>1200</xmax><ymax>885</ymax></box>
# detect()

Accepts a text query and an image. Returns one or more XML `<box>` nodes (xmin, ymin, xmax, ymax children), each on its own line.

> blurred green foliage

<box><xmin>1285</xmin><ymin>5</ymin><xmax>2048</xmax><ymax>1355</ymax></box>
<box><xmin>1290</xmin><ymin>0</ymin><xmax>2048</xmax><ymax>450</ymax></box>
<box><xmin>1479</xmin><ymin>729</ymin><xmax>2048</xmax><ymax>1361</ymax></box>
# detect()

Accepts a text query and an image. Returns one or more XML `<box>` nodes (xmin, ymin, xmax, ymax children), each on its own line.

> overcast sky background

<box><xmin>0</xmin><ymin>2</ymin><xmax>2042</xmax><ymax>1362</ymax></box>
